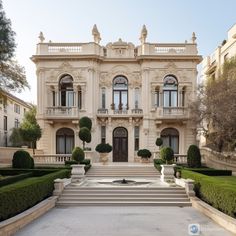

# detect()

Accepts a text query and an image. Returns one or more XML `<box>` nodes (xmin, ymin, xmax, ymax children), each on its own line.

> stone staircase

<box><xmin>85</xmin><ymin>164</ymin><xmax>160</xmax><ymax>177</ymax></box>
<box><xmin>56</xmin><ymin>186</ymin><xmax>191</xmax><ymax>206</ymax></box>
<box><xmin>56</xmin><ymin>164</ymin><xmax>191</xmax><ymax>207</ymax></box>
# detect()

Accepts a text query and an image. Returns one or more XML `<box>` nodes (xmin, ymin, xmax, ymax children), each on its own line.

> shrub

<box><xmin>137</xmin><ymin>149</ymin><xmax>152</xmax><ymax>158</ymax></box>
<box><xmin>79</xmin><ymin>116</ymin><xmax>92</xmax><ymax>130</ymax></box>
<box><xmin>183</xmin><ymin>168</ymin><xmax>232</xmax><ymax>176</ymax></box>
<box><xmin>160</xmin><ymin>147</ymin><xmax>174</xmax><ymax>164</ymax></box>
<box><xmin>72</xmin><ymin>147</ymin><xmax>85</xmax><ymax>162</ymax></box>
<box><xmin>187</xmin><ymin>145</ymin><xmax>201</xmax><ymax>168</ymax></box>
<box><xmin>153</xmin><ymin>159</ymin><xmax>165</xmax><ymax>171</ymax></box>
<box><xmin>12</xmin><ymin>150</ymin><xmax>34</xmax><ymax>169</ymax></box>
<box><xmin>0</xmin><ymin>169</ymin><xmax>70</xmax><ymax>221</ymax></box>
<box><xmin>155</xmin><ymin>138</ymin><xmax>163</xmax><ymax>147</ymax></box>
<box><xmin>80</xmin><ymin>159</ymin><xmax>91</xmax><ymax>165</ymax></box>
<box><xmin>95</xmin><ymin>143</ymin><xmax>112</xmax><ymax>153</ymax></box>
<box><xmin>65</xmin><ymin>160</ymin><xmax>78</xmax><ymax>166</ymax></box>
<box><xmin>181</xmin><ymin>169</ymin><xmax>236</xmax><ymax>218</ymax></box>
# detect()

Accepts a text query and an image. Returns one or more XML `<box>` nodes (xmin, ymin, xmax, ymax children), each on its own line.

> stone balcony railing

<box><xmin>33</xmin><ymin>154</ymin><xmax>72</xmax><ymax>164</ymax></box>
<box><xmin>97</xmin><ymin>108</ymin><xmax>143</xmax><ymax>117</ymax></box>
<box><xmin>35</xmin><ymin>42</ymin><xmax>199</xmax><ymax>58</ymax></box>
<box><xmin>45</xmin><ymin>107</ymin><xmax>80</xmax><ymax>119</ymax></box>
<box><xmin>153</xmin><ymin>107</ymin><xmax>189</xmax><ymax>120</ymax></box>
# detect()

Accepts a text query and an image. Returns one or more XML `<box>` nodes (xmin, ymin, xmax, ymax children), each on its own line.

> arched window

<box><xmin>56</xmin><ymin>128</ymin><xmax>74</xmax><ymax>154</ymax></box>
<box><xmin>163</xmin><ymin>75</ymin><xmax>178</xmax><ymax>107</ymax></box>
<box><xmin>161</xmin><ymin>128</ymin><xmax>179</xmax><ymax>154</ymax></box>
<box><xmin>59</xmin><ymin>74</ymin><xmax>74</xmax><ymax>107</ymax></box>
<box><xmin>113</xmin><ymin>76</ymin><xmax>128</xmax><ymax>110</ymax></box>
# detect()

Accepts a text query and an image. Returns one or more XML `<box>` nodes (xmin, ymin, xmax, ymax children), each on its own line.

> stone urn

<box><xmin>99</xmin><ymin>153</ymin><xmax>109</xmax><ymax>164</ymax></box>
<box><xmin>160</xmin><ymin>164</ymin><xmax>176</xmax><ymax>182</ymax></box>
<box><xmin>71</xmin><ymin>164</ymin><xmax>85</xmax><ymax>183</ymax></box>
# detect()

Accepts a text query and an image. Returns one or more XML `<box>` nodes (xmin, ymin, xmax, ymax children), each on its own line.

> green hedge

<box><xmin>176</xmin><ymin>166</ymin><xmax>232</xmax><ymax>176</ymax></box>
<box><xmin>80</xmin><ymin>159</ymin><xmax>91</xmax><ymax>165</ymax></box>
<box><xmin>0</xmin><ymin>169</ymin><xmax>70</xmax><ymax>221</ymax></box>
<box><xmin>0</xmin><ymin>172</ymin><xmax>33</xmax><ymax>187</ymax></box>
<box><xmin>181</xmin><ymin>169</ymin><xmax>236</xmax><ymax>218</ymax></box>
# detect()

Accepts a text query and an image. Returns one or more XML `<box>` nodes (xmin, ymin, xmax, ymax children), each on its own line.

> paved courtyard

<box><xmin>16</xmin><ymin>206</ymin><xmax>233</xmax><ymax>236</ymax></box>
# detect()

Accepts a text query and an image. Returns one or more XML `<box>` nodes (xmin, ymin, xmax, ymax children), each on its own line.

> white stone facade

<box><xmin>32</xmin><ymin>25</ymin><xmax>202</xmax><ymax>162</ymax></box>
<box><xmin>0</xmin><ymin>90</ymin><xmax>32</xmax><ymax>146</ymax></box>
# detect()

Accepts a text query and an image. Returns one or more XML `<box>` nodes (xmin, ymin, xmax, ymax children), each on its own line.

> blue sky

<box><xmin>3</xmin><ymin>0</ymin><xmax>236</xmax><ymax>103</ymax></box>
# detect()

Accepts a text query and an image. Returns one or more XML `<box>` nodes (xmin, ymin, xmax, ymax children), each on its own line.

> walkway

<box><xmin>15</xmin><ymin>206</ymin><xmax>233</xmax><ymax>236</ymax></box>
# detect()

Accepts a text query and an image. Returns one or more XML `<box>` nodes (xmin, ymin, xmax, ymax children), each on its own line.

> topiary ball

<box><xmin>72</xmin><ymin>147</ymin><xmax>85</xmax><ymax>162</ymax></box>
<box><xmin>156</xmin><ymin>138</ymin><xmax>163</xmax><ymax>147</ymax></box>
<box><xmin>160</xmin><ymin>147</ymin><xmax>174</xmax><ymax>164</ymax></box>
<box><xmin>12</xmin><ymin>150</ymin><xmax>33</xmax><ymax>169</ymax></box>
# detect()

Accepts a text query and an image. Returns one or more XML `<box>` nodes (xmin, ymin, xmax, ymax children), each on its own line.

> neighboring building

<box><xmin>31</xmin><ymin>25</ymin><xmax>202</xmax><ymax>162</ymax></box>
<box><xmin>0</xmin><ymin>89</ymin><xmax>32</xmax><ymax>147</ymax></box>
<box><xmin>201</xmin><ymin>23</ymin><xmax>236</xmax><ymax>81</ymax></box>
<box><xmin>199</xmin><ymin>23</ymin><xmax>236</xmax><ymax>147</ymax></box>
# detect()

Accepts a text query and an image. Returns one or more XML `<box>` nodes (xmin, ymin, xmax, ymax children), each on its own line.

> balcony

<box><xmin>97</xmin><ymin>108</ymin><xmax>143</xmax><ymax>118</ymax></box>
<box><xmin>45</xmin><ymin>107</ymin><xmax>80</xmax><ymax>119</ymax></box>
<box><xmin>153</xmin><ymin>107</ymin><xmax>189</xmax><ymax>122</ymax></box>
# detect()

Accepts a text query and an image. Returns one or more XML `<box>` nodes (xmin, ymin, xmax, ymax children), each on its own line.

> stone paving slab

<box><xmin>15</xmin><ymin>206</ymin><xmax>233</xmax><ymax>236</ymax></box>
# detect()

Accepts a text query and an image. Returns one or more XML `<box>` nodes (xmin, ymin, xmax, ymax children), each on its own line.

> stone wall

<box><xmin>0</xmin><ymin>147</ymin><xmax>44</xmax><ymax>165</ymax></box>
<box><xmin>201</xmin><ymin>147</ymin><xmax>236</xmax><ymax>171</ymax></box>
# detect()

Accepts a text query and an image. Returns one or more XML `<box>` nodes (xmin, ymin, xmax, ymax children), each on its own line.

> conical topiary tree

<box><xmin>187</xmin><ymin>145</ymin><xmax>201</xmax><ymax>168</ymax></box>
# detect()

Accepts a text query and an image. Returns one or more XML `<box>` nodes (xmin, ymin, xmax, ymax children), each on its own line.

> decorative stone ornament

<box><xmin>92</xmin><ymin>24</ymin><xmax>101</xmax><ymax>44</ymax></box>
<box><xmin>71</xmin><ymin>164</ymin><xmax>85</xmax><ymax>183</ymax></box>
<box><xmin>160</xmin><ymin>164</ymin><xmax>176</xmax><ymax>182</ymax></box>
<box><xmin>39</xmin><ymin>32</ymin><xmax>45</xmax><ymax>43</ymax></box>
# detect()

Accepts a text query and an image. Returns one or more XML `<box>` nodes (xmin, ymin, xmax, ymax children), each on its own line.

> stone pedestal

<box><xmin>71</xmin><ymin>164</ymin><xmax>85</xmax><ymax>183</ymax></box>
<box><xmin>160</xmin><ymin>164</ymin><xmax>176</xmax><ymax>182</ymax></box>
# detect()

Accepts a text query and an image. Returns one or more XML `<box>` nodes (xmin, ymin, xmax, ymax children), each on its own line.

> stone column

<box><xmin>81</xmin><ymin>85</ymin><xmax>86</xmax><ymax>110</ymax></box>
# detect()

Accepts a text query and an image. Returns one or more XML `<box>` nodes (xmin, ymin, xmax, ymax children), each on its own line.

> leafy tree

<box><xmin>190</xmin><ymin>56</ymin><xmax>236</xmax><ymax>151</ymax></box>
<box><xmin>9</xmin><ymin>127</ymin><xmax>25</xmax><ymax>147</ymax></box>
<box><xmin>19</xmin><ymin>107</ymin><xmax>42</xmax><ymax>153</ymax></box>
<box><xmin>0</xmin><ymin>1</ymin><xmax>29</xmax><ymax>92</ymax></box>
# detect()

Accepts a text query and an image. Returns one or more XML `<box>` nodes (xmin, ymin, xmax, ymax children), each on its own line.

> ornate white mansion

<box><xmin>31</xmin><ymin>25</ymin><xmax>202</xmax><ymax>162</ymax></box>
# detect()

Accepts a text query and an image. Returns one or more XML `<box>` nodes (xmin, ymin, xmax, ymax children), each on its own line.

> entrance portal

<box><xmin>56</xmin><ymin>128</ymin><xmax>74</xmax><ymax>154</ymax></box>
<box><xmin>113</xmin><ymin>127</ymin><xmax>128</xmax><ymax>162</ymax></box>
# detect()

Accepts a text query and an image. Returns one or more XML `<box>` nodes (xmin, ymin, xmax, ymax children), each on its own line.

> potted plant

<box><xmin>95</xmin><ymin>143</ymin><xmax>112</xmax><ymax>164</ymax></box>
<box><xmin>137</xmin><ymin>149</ymin><xmax>152</xmax><ymax>163</ymax></box>
<box><xmin>160</xmin><ymin>147</ymin><xmax>175</xmax><ymax>182</ymax></box>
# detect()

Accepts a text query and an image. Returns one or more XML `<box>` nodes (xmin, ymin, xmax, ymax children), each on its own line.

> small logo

<box><xmin>188</xmin><ymin>224</ymin><xmax>200</xmax><ymax>235</ymax></box>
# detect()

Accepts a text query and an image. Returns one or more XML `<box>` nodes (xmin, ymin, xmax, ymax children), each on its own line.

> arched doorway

<box><xmin>56</xmin><ymin>128</ymin><xmax>74</xmax><ymax>154</ymax></box>
<box><xmin>161</xmin><ymin>128</ymin><xmax>179</xmax><ymax>154</ymax></box>
<box><xmin>113</xmin><ymin>127</ymin><xmax>128</xmax><ymax>162</ymax></box>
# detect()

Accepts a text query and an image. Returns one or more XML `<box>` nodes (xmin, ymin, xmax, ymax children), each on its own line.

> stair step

<box><xmin>61</xmin><ymin>193</ymin><xmax>187</xmax><ymax>197</ymax></box>
<box><xmin>56</xmin><ymin>201</ymin><xmax>192</xmax><ymax>207</ymax></box>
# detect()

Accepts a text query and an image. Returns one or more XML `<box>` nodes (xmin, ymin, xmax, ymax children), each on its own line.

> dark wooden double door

<box><xmin>113</xmin><ymin>127</ymin><xmax>128</xmax><ymax>162</ymax></box>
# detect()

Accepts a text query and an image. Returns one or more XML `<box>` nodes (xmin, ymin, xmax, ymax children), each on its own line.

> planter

<box><xmin>99</xmin><ymin>153</ymin><xmax>109</xmax><ymax>164</ymax></box>
<box><xmin>71</xmin><ymin>164</ymin><xmax>85</xmax><ymax>183</ymax></box>
<box><xmin>160</xmin><ymin>164</ymin><xmax>176</xmax><ymax>182</ymax></box>
<box><xmin>141</xmin><ymin>157</ymin><xmax>150</xmax><ymax>163</ymax></box>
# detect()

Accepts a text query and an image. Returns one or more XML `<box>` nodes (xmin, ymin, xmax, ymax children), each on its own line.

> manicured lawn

<box><xmin>214</xmin><ymin>176</ymin><xmax>236</xmax><ymax>185</ymax></box>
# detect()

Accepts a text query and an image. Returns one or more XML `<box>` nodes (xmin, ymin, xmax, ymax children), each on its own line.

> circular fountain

<box><xmin>112</xmin><ymin>178</ymin><xmax>136</xmax><ymax>185</ymax></box>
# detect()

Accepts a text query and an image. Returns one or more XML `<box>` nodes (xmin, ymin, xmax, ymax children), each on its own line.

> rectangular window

<box><xmin>14</xmin><ymin>118</ymin><xmax>20</xmax><ymax>128</ymax></box>
<box><xmin>78</xmin><ymin>90</ymin><xmax>82</xmax><ymax>109</ymax></box>
<box><xmin>101</xmin><ymin>126</ymin><xmax>106</xmax><ymax>144</ymax></box>
<box><xmin>14</xmin><ymin>104</ymin><xmax>20</xmax><ymax>114</ymax></box>
<box><xmin>52</xmin><ymin>91</ymin><xmax>55</xmax><ymax>106</ymax></box>
<box><xmin>134</xmin><ymin>126</ymin><xmax>139</xmax><ymax>151</ymax></box>
<box><xmin>102</xmin><ymin>88</ymin><xmax>106</xmax><ymax>109</ymax></box>
<box><xmin>155</xmin><ymin>91</ymin><xmax>159</xmax><ymax>107</ymax></box>
<box><xmin>134</xmin><ymin>88</ymin><xmax>140</xmax><ymax>108</ymax></box>
<box><xmin>3</xmin><ymin>116</ymin><xmax>7</xmax><ymax>131</ymax></box>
